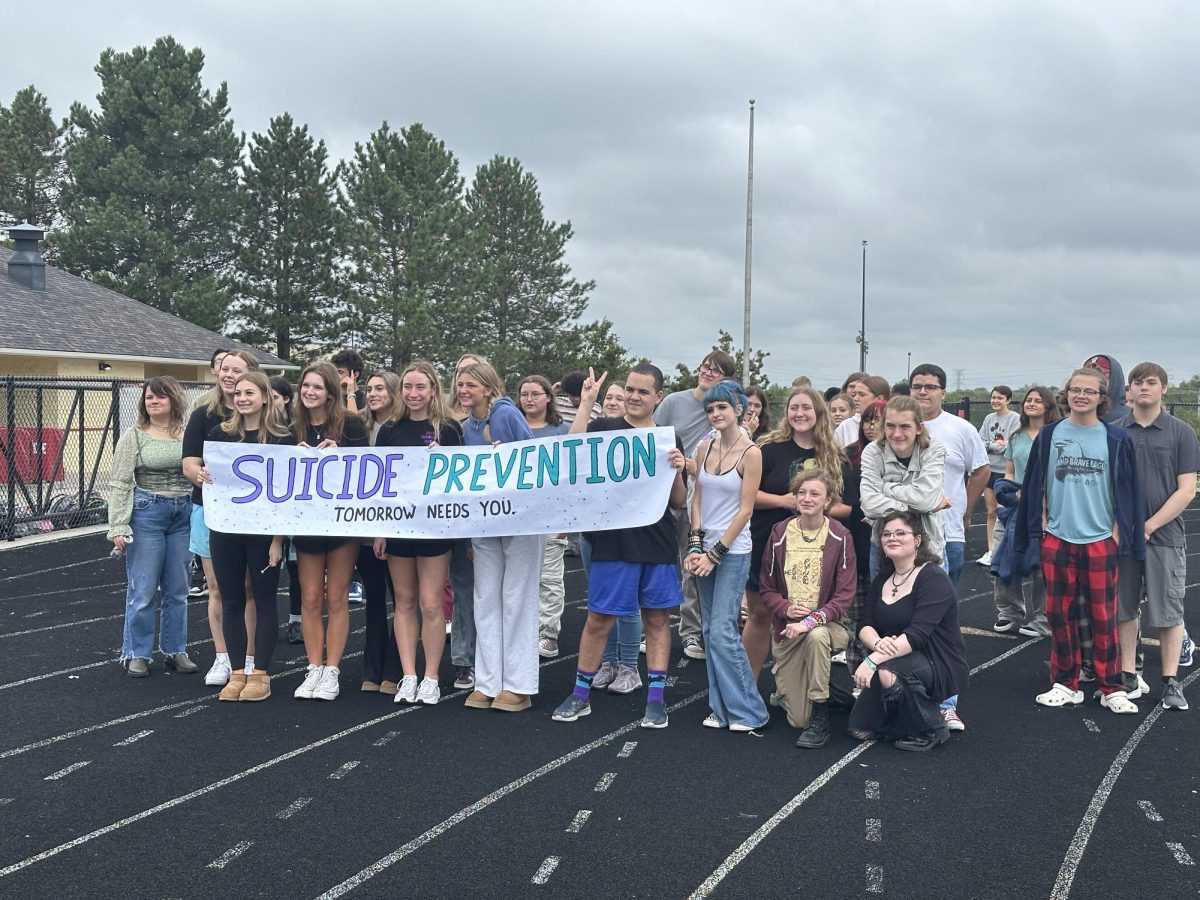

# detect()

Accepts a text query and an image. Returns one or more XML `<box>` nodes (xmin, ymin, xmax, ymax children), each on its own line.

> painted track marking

<box><xmin>864</xmin><ymin>780</ymin><xmax>880</xmax><ymax>800</ymax></box>
<box><xmin>865</xmin><ymin>864</ymin><xmax>884</xmax><ymax>893</ymax></box>
<box><xmin>330</xmin><ymin>761</ymin><xmax>360</xmax><ymax>780</ymax></box>
<box><xmin>113</xmin><ymin>730</ymin><xmax>153</xmax><ymax>747</ymax></box>
<box><xmin>865</xmin><ymin>818</ymin><xmax>881</xmax><ymax>842</ymax></box>
<box><xmin>1136</xmin><ymin>800</ymin><xmax>1162</xmax><ymax>822</ymax></box>
<box><xmin>565</xmin><ymin>810</ymin><xmax>592</xmax><ymax>833</ymax></box>
<box><xmin>44</xmin><ymin>761</ymin><xmax>90</xmax><ymax>781</ymax></box>
<box><xmin>277</xmin><ymin>798</ymin><xmax>313</xmax><ymax>820</ymax></box>
<box><xmin>372</xmin><ymin>731</ymin><xmax>400</xmax><ymax>747</ymax></box>
<box><xmin>593</xmin><ymin>773</ymin><xmax>617</xmax><ymax>793</ymax></box>
<box><xmin>1166</xmin><ymin>842</ymin><xmax>1194</xmax><ymax>866</ymax></box>
<box><xmin>531</xmin><ymin>856</ymin><xmax>560</xmax><ymax>884</ymax></box>
<box><xmin>1082</xmin><ymin>719</ymin><xmax>1100</xmax><ymax>734</ymax></box>
<box><xmin>616</xmin><ymin>741</ymin><xmax>637</xmax><ymax>758</ymax></box>
<box><xmin>207</xmin><ymin>841</ymin><xmax>253</xmax><ymax>870</ymax></box>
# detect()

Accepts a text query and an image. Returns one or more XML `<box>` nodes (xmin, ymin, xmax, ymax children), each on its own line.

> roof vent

<box><xmin>7</xmin><ymin>223</ymin><xmax>46</xmax><ymax>291</ymax></box>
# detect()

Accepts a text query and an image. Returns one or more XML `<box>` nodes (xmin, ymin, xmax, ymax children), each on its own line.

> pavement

<box><xmin>1</xmin><ymin>506</ymin><xmax>1198</xmax><ymax>899</ymax></box>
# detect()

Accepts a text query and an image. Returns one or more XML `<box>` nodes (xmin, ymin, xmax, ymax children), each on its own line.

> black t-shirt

<box><xmin>585</xmin><ymin>416</ymin><xmax>684</xmax><ymax>565</ymax></box>
<box><xmin>298</xmin><ymin>414</ymin><xmax>370</xmax><ymax>448</ymax></box>
<box><xmin>182</xmin><ymin>405</ymin><xmax>228</xmax><ymax>505</ymax></box>
<box><xmin>376</xmin><ymin>417</ymin><xmax>464</xmax><ymax>449</ymax></box>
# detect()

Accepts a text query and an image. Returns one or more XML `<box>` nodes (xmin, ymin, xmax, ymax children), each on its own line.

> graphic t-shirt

<box><xmin>376</xmin><ymin>417</ymin><xmax>463</xmax><ymax>449</ymax></box>
<box><xmin>1046</xmin><ymin>420</ymin><xmax>1113</xmax><ymax>544</ymax></box>
<box><xmin>782</xmin><ymin>518</ymin><xmax>828</xmax><ymax>607</ymax></box>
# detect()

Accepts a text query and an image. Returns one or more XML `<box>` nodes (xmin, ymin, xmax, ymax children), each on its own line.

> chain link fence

<box><xmin>2</xmin><ymin>376</ymin><xmax>209</xmax><ymax>540</ymax></box>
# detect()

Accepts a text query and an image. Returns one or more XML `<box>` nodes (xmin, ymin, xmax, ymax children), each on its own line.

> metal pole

<box><xmin>858</xmin><ymin>240</ymin><xmax>868</xmax><ymax>371</ymax></box>
<box><xmin>742</xmin><ymin>99</ymin><xmax>755</xmax><ymax>387</ymax></box>
<box><xmin>907</xmin><ymin>351</ymin><xmax>911</xmax><ymax>379</ymax></box>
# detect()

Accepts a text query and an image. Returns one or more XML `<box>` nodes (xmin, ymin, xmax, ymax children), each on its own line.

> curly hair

<box><xmin>758</xmin><ymin>386</ymin><xmax>845</xmax><ymax>497</ymax></box>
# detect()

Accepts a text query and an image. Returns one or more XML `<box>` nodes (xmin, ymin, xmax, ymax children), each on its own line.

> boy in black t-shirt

<box><xmin>551</xmin><ymin>363</ymin><xmax>688</xmax><ymax>728</ymax></box>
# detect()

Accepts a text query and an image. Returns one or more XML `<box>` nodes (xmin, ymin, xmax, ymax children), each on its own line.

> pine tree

<box><xmin>465</xmin><ymin>156</ymin><xmax>594</xmax><ymax>381</ymax></box>
<box><xmin>338</xmin><ymin>122</ymin><xmax>477</xmax><ymax>371</ymax></box>
<box><xmin>0</xmin><ymin>86</ymin><xmax>64</xmax><ymax>228</ymax></box>
<box><xmin>57</xmin><ymin>37</ymin><xmax>243</xmax><ymax>332</ymax></box>
<box><xmin>230</xmin><ymin>113</ymin><xmax>340</xmax><ymax>364</ymax></box>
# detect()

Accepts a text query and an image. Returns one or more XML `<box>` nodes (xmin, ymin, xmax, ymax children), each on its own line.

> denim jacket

<box><xmin>1013</xmin><ymin>419</ymin><xmax>1144</xmax><ymax>560</ymax></box>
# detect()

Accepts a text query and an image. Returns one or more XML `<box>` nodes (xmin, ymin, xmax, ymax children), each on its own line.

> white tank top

<box><xmin>698</xmin><ymin>442</ymin><xmax>753</xmax><ymax>554</ymax></box>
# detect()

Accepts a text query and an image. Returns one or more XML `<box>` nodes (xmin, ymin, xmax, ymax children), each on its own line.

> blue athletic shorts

<box><xmin>588</xmin><ymin>561</ymin><xmax>683</xmax><ymax>617</ymax></box>
<box><xmin>188</xmin><ymin>504</ymin><xmax>210</xmax><ymax>557</ymax></box>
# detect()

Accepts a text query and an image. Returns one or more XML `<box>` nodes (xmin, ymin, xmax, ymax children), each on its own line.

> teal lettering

<box><xmin>606</xmin><ymin>436</ymin><xmax>630</xmax><ymax>482</ymax></box>
<box><xmin>632</xmin><ymin>433</ymin><xmax>655</xmax><ymax>478</ymax></box>
<box><xmin>423</xmin><ymin>454</ymin><xmax>449</xmax><ymax>495</ymax></box>
<box><xmin>446</xmin><ymin>454</ymin><xmax>471</xmax><ymax>492</ymax></box>
<box><xmin>562</xmin><ymin>438</ymin><xmax>583</xmax><ymax>484</ymax></box>
<box><xmin>536</xmin><ymin>443</ymin><xmax>559</xmax><ymax>487</ymax></box>
<box><xmin>516</xmin><ymin>444</ymin><xmax>536</xmax><ymax>489</ymax></box>
<box><xmin>586</xmin><ymin>436</ymin><xmax>606</xmax><ymax>484</ymax></box>
<box><xmin>469</xmin><ymin>453</ymin><xmax>490</xmax><ymax>492</ymax></box>
<box><xmin>493</xmin><ymin>447</ymin><xmax>518</xmax><ymax>488</ymax></box>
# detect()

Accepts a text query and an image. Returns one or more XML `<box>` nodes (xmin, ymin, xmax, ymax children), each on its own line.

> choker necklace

<box><xmin>889</xmin><ymin>566</ymin><xmax>917</xmax><ymax>598</ymax></box>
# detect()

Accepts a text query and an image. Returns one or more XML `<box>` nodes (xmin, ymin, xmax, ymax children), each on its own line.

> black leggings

<box><xmin>210</xmin><ymin>529</ymin><xmax>282</xmax><ymax>671</ymax></box>
<box><xmin>358</xmin><ymin>545</ymin><xmax>401</xmax><ymax>684</ymax></box>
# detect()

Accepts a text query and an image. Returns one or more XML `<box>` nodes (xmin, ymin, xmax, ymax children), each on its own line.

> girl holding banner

<box><xmin>291</xmin><ymin>363</ymin><xmax>370</xmax><ymax>703</ymax></box>
<box><xmin>373</xmin><ymin>361</ymin><xmax>463</xmax><ymax>706</ymax></box>
<box><xmin>457</xmin><ymin>359</ymin><xmax>543</xmax><ymax>712</ymax></box>
<box><xmin>201</xmin><ymin>372</ymin><xmax>293</xmax><ymax>701</ymax></box>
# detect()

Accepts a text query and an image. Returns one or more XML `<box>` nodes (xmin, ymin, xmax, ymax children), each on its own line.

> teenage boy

<box><xmin>1016</xmin><ymin>366</ymin><xmax>1145</xmax><ymax>714</ymax></box>
<box><xmin>655</xmin><ymin>350</ymin><xmax>737</xmax><ymax>659</ymax></box>
<box><xmin>552</xmin><ymin>363</ymin><xmax>688</xmax><ymax>728</ymax></box>
<box><xmin>1116</xmin><ymin>362</ymin><xmax>1197</xmax><ymax>711</ymax></box>
<box><xmin>332</xmin><ymin>348</ymin><xmax>366</xmax><ymax>413</ymax></box>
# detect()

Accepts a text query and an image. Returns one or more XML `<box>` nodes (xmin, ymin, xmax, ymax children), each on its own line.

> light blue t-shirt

<box><xmin>1004</xmin><ymin>430</ymin><xmax>1034</xmax><ymax>483</ymax></box>
<box><xmin>1046</xmin><ymin>420</ymin><xmax>1113</xmax><ymax>544</ymax></box>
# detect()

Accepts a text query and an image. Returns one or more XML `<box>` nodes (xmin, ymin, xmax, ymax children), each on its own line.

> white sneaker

<box><xmin>313</xmin><ymin>666</ymin><xmax>340</xmax><ymax>700</ymax></box>
<box><xmin>976</xmin><ymin>551</ymin><xmax>993</xmax><ymax>566</ymax></box>
<box><xmin>204</xmin><ymin>658</ymin><xmax>231</xmax><ymax>687</ymax></box>
<box><xmin>1100</xmin><ymin>690</ymin><xmax>1138</xmax><ymax>715</ymax></box>
<box><xmin>294</xmin><ymin>665</ymin><xmax>324</xmax><ymax>699</ymax></box>
<box><xmin>416</xmin><ymin>677</ymin><xmax>440</xmax><ymax>705</ymax></box>
<box><xmin>394</xmin><ymin>674</ymin><xmax>418</xmax><ymax>704</ymax></box>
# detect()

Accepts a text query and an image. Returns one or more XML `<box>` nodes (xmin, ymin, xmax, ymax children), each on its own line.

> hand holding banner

<box><xmin>202</xmin><ymin>427</ymin><xmax>678</xmax><ymax>539</ymax></box>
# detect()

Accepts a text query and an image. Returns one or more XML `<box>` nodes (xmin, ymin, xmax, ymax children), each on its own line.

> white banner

<box><xmin>201</xmin><ymin>427</ymin><xmax>676</xmax><ymax>539</ymax></box>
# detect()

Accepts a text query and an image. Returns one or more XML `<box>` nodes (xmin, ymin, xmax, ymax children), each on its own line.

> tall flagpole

<box><xmin>742</xmin><ymin>99</ymin><xmax>755</xmax><ymax>387</ymax></box>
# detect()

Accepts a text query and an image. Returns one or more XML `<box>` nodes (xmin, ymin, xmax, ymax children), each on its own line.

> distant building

<box><xmin>0</xmin><ymin>223</ymin><xmax>293</xmax><ymax>380</ymax></box>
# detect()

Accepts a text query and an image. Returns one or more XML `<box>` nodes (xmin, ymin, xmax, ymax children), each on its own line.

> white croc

<box><xmin>1100</xmin><ymin>690</ymin><xmax>1138</xmax><ymax>715</ymax></box>
<box><xmin>1035</xmin><ymin>683</ymin><xmax>1084</xmax><ymax>708</ymax></box>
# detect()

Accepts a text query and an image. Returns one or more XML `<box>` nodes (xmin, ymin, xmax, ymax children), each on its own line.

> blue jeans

<box><xmin>121</xmin><ymin>489</ymin><xmax>192</xmax><ymax>661</ymax></box>
<box><xmin>580</xmin><ymin>535</ymin><xmax>643</xmax><ymax>666</ymax></box>
<box><xmin>940</xmin><ymin>540</ymin><xmax>965</xmax><ymax>712</ymax></box>
<box><xmin>697</xmin><ymin>552</ymin><xmax>768</xmax><ymax>728</ymax></box>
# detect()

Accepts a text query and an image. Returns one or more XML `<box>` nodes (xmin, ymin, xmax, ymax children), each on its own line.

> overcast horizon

<box><xmin>4</xmin><ymin>1</ymin><xmax>1198</xmax><ymax>389</ymax></box>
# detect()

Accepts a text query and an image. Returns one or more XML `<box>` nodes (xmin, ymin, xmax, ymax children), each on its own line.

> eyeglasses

<box><xmin>519</xmin><ymin>392</ymin><xmax>547</xmax><ymax>400</ymax></box>
<box><xmin>880</xmin><ymin>530</ymin><xmax>914</xmax><ymax>540</ymax></box>
<box><xmin>910</xmin><ymin>383</ymin><xmax>942</xmax><ymax>393</ymax></box>
<box><xmin>1066</xmin><ymin>387</ymin><xmax>1100</xmax><ymax>397</ymax></box>
<box><xmin>698</xmin><ymin>363</ymin><xmax>722</xmax><ymax>376</ymax></box>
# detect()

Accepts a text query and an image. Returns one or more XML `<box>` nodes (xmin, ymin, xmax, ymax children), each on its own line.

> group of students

<box><xmin>106</xmin><ymin>346</ymin><xmax>1193</xmax><ymax>747</ymax></box>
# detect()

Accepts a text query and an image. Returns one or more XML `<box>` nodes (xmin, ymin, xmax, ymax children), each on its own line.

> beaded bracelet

<box><xmin>810</xmin><ymin>608</ymin><xmax>828</xmax><ymax>625</ymax></box>
<box><xmin>800</xmin><ymin>615</ymin><xmax>819</xmax><ymax>631</ymax></box>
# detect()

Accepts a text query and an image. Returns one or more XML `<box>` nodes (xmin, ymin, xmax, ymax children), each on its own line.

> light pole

<box><xmin>856</xmin><ymin>240</ymin><xmax>868</xmax><ymax>370</ymax></box>
<box><xmin>906</xmin><ymin>351</ymin><xmax>911</xmax><ymax>379</ymax></box>
<box><xmin>742</xmin><ymin>99</ymin><xmax>755</xmax><ymax>387</ymax></box>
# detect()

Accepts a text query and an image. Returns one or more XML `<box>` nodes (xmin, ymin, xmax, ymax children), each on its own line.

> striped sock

<box><xmin>573</xmin><ymin>669</ymin><xmax>597</xmax><ymax>700</ymax></box>
<box><xmin>647</xmin><ymin>670</ymin><xmax>667</xmax><ymax>704</ymax></box>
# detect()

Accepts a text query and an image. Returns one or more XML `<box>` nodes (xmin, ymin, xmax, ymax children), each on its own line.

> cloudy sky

<box><xmin>5</xmin><ymin>1</ymin><xmax>1199</xmax><ymax>389</ymax></box>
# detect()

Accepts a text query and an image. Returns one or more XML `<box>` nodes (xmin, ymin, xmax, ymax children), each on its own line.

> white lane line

<box><xmin>677</xmin><ymin>658</ymin><xmax>690</xmax><ymax>669</ymax></box>
<box><xmin>173</xmin><ymin>706</ymin><xmax>205</xmax><ymax>719</ymax></box>
<box><xmin>616</xmin><ymin>741</ymin><xmax>637</xmax><ymax>758</ymax></box>
<box><xmin>0</xmin><ymin>556</ymin><xmax>111</xmax><ymax>582</ymax></box>
<box><xmin>44</xmin><ymin>761</ymin><xmax>91</xmax><ymax>781</ymax></box>
<box><xmin>1</xmin><ymin>633</ymin><xmax>214</xmax><ymax>690</ymax></box>
<box><xmin>207</xmin><ymin>841</ymin><xmax>253</xmax><ymax>870</ymax></box>
<box><xmin>593</xmin><ymin>773</ymin><xmax>617</xmax><ymax>793</ymax></box>
<box><xmin>0</xmin><ymin>654</ymin><xmax>587</xmax><ymax>879</ymax></box>
<box><xmin>22</xmin><ymin>611</ymin><xmax>48</xmax><ymax>619</ymax></box>
<box><xmin>865</xmin><ymin>780</ymin><xmax>880</xmax><ymax>800</ymax></box>
<box><xmin>565</xmin><ymin>810</ymin><xmax>592</xmax><ymax>833</ymax></box>
<box><xmin>276</xmin><ymin>798</ymin><xmax>313</xmax><ymax>820</ymax></box>
<box><xmin>865</xmin><ymin>819</ymin><xmax>881</xmax><ymax>842</ymax></box>
<box><xmin>865</xmin><ymin>864</ymin><xmax>884</xmax><ymax>893</ymax></box>
<box><xmin>1</xmin><ymin>698</ymin><xmax>208</xmax><ymax>759</ymax></box>
<box><xmin>1166</xmin><ymin>842</ymin><xmax>1195</xmax><ymax>866</ymax></box>
<box><xmin>689</xmin><ymin>637</ymin><xmax>1044</xmax><ymax>898</ymax></box>
<box><xmin>312</xmin><ymin>691</ymin><xmax>707</xmax><ymax>899</ymax></box>
<box><xmin>531</xmin><ymin>856</ymin><xmax>560</xmax><ymax>884</ymax></box>
<box><xmin>1082</xmin><ymin>719</ymin><xmax>1100</xmax><ymax>734</ymax></box>
<box><xmin>1137</xmin><ymin>800</ymin><xmax>1162</xmax><ymax>822</ymax></box>
<box><xmin>330</xmin><ymin>761</ymin><xmax>360</xmax><ymax>780</ymax></box>
<box><xmin>372</xmin><ymin>731</ymin><xmax>400</xmax><ymax>747</ymax></box>
<box><xmin>0</xmin><ymin>596</ymin><xmax>211</xmax><ymax>640</ymax></box>
<box><xmin>113</xmin><ymin>730</ymin><xmax>153</xmax><ymax>747</ymax></box>
<box><xmin>665</xmin><ymin>676</ymin><xmax>679</xmax><ymax>687</ymax></box>
<box><xmin>0</xmin><ymin>799</ymin><xmax>13</xmax><ymax>806</ymax></box>
<box><xmin>1050</xmin><ymin>667</ymin><xmax>1200</xmax><ymax>900</ymax></box>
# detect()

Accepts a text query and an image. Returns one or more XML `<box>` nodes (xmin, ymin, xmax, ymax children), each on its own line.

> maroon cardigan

<box><xmin>758</xmin><ymin>516</ymin><xmax>858</xmax><ymax>638</ymax></box>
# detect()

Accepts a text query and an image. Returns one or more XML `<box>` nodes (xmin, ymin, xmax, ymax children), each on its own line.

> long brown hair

<box><xmin>292</xmin><ymin>361</ymin><xmax>347</xmax><ymax>444</ymax></box>
<box><xmin>1019</xmin><ymin>386</ymin><xmax>1061</xmax><ymax>431</ymax></box>
<box><xmin>519</xmin><ymin>375</ymin><xmax>562</xmax><ymax>427</ymax></box>
<box><xmin>221</xmin><ymin>373</ymin><xmax>290</xmax><ymax>442</ymax></box>
<box><xmin>363</xmin><ymin>371</ymin><xmax>404</xmax><ymax>427</ymax></box>
<box><xmin>137</xmin><ymin>376</ymin><xmax>187</xmax><ymax>435</ymax></box>
<box><xmin>758</xmin><ymin>386</ymin><xmax>844</xmax><ymax>497</ymax></box>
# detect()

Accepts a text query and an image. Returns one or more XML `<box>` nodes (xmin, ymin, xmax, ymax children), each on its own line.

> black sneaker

<box><xmin>894</xmin><ymin>728</ymin><xmax>949</xmax><ymax>752</ymax></box>
<box><xmin>188</xmin><ymin>563</ymin><xmax>208</xmax><ymax>598</ymax></box>
<box><xmin>993</xmin><ymin>618</ymin><xmax>1020</xmax><ymax>634</ymax></box>
<box><xmin>287</xmin><ymin>620</ymin><xmax>304</xmax><ymax>644</ymax></box>
<box><xmin>453</xmin><ymin>666</ymin><xmax>475</xmax><ymax>690</ymax></box>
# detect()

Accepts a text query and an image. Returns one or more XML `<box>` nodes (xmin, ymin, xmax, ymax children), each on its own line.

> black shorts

<box><xmin>986</xmin><ymin>471</ymin><xmax>1002</xmax><ymax>490</ymax></box>
<box><xmin>386</xmin><ymin>538</ymin><xmax>454</xmax><ymax>559</ymax></box>
<box><xmin>291</xmin><ymin>535</ymin><xmax>352</xmax><ymax>555</ymax></box>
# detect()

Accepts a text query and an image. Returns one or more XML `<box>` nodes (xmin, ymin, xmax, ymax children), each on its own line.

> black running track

<box><xmin>1</xmin><ymin>507</ymin><xmax>1198</xmax><ymax>900</ymax></box>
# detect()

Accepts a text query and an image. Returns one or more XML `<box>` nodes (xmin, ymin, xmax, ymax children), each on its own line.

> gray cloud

<box><xmin>5</xmin><ymin>0</ymin><xmax>1199</xmax><ymax>388</ymax></box>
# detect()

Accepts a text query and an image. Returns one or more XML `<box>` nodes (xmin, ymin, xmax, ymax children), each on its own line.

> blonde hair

<box><xmin>456</xmin><ymin>359</ymin><xmax>508</xmax><ymax>422</ymax></box>
<box><xmin>221</xmin><ymin>373</ymin><xmax>290</xmax><ymax>442</ymax></box>
<box><xmin>205</xmin><ymin>349</ymin><xmax>261</xmax><ymax>418</ymax></box>
<box><xmin>292</xmin><ymin>361</ymin><xmax>349</xmax><ymax>445</ymax></box>
<box><xmin>788</xmin><ymin>466</ymin><xmax>841</xmax><ymax>505</ymax></box>
<box><xmin>758</xmin><ymin>386</ymin><xmax>845</xmax><ymax>497</ymax></box>
<box><xmin>447</xmin><ymin>353</ymin><xmax>491</xmax><ymax>419</ymax></box>
<box><xmin>876</xmin><ymin>396</ymin><xmax>930</xmax><ymax>450</ymax></box>
<box><xmin>398</xmin><ymin>360</ymin><xmax>452</xmax><ymax>435</ymax></box>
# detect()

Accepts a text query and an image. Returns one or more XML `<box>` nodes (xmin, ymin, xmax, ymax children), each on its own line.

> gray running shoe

<box><xmin>1161</xmin><ymin>679</ymin><xmax>1189</xmax><ymax>711</ymax></box>
<box><xmin>608</xmin><ymin>665</ymin><xmax>642</xmax><ymax>694</ymax></box>
<box><xmin>552</xmin><ymin>694</ymin><xmax>591</xmax><ymax>722</ymax></box>
<box><xmin>640</xmin><ymin>700</ymin><xmax>669</xmax><ymax>729</ymax></box>
<box><xmin>592</xmin><ymin>660</ymin><xmax>618</xmax><ymax>690</ymax></box>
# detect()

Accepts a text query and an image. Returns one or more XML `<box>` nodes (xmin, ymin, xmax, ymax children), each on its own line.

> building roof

<box><xmin>0</xmin><ymin>248</ymin><xmax>293</xmax><ymax>369</ymax></box>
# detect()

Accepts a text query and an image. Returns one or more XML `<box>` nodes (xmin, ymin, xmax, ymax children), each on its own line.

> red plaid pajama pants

<box><xmin>1041</xmin><ymin>533</ymin><xmax>1121</xmax><ymax>694</ymax></box>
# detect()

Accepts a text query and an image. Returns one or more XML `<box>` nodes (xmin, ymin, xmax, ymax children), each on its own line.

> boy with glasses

<box><xmin>1015</xmin><ymin>367</ymin><xmax>1145</xmax><ymax>714</ymax></box>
